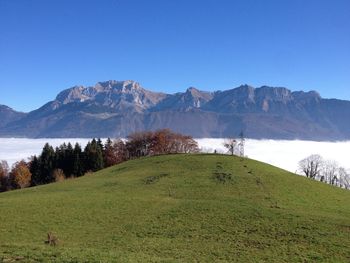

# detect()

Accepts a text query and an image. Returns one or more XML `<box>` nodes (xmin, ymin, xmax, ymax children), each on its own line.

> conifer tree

<box><xmin>95</xmin><ymin>139</ymin><xmax>105</xmax><ymax>170</ymax></box>
<box><xmin>55</xmin><ymin>143</ymin><xmax>67</xmax><ymax>173</ymax></box>
<box><xmin>30</xmin><ymin>156</ymin><xmax>41</xmax><ymax>186</ymax></box>
<box><xmin>84</xmin><ymin>139</ymin><xmax>104</xmax><ymax>171</ymax></box>
<box><xmin>97</xmin><ymin>138</ymin><xmax>104</xmax><ymax>152</ymax></box>
<box><xmin>72</xmin><ymin>143</ymin><xmax>84</xmax><ymax>177</ymax></box>
<box><xmin>64</xmin><ymin>142</ymin><xmax>74</xmax><ymax>177</ymax></box>
<box><xmin>104</xmin><ymin>138</ymin><xmax>114</xmax><ymax>167</ymax></box>
<box><xmin>39</xmin><ymin>143</ymin><xmax>56</xmax><ymax>184</ymax></box>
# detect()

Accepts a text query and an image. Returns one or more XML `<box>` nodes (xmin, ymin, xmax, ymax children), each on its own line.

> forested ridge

<box><xmin>0</xmin><ymin>129</ymin><xmax>198</xmax><ymax>192</ymax></box>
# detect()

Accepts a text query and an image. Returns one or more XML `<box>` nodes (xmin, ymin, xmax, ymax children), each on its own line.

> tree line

<box><xmin>0</xmin><ymin>129</ymin><xmax>199</xmax><ymax>192</ymax></box>
<box><xmin>298</xmin><ymin>154</ymin><xmax>350</xmax><ymax>189</ymax></box>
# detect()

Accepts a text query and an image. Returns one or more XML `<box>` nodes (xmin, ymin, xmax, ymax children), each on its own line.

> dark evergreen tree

<box><xmin>104</xmin><ymin>138</ymin><xmax>113</xmax><ymax>167</ymax></box>
<box><xmin>54</xmin><ymin>146</ymin><xmax>60</xmax><ymax>168</ymax></box>
<box><xmin>95</xmin><ymin>139</ymin><xmax>105</xmax><ymax>170</ymax></box>
<box><xmin>39</xmin><ymin>143</ymin><xmax>56</xmax><ymax>184</ymax></box>
<box><xmin>55</xmin><ymin>143</ymin><xmax>67</xmax><ymax>172</ymax></box>
<box><xmin>84</xmin><ymin>141</ymin><xmax>92</xmax><ymax>171</ymax></box>
<box><xmin>64</xmin><ymin>142</ymin><xmax>74</xmax><ymax>177</ymax></box>
<box><xmin>72</xmin><ymin>143</ymin><xmax>85</xmax><ymax>177</ymax></box>
<box><xmin>97</xmin><ymin>138</ymin><xmax>104</xmax><ymax>152</ymax></box>
<box><xmin>30</xmin><ymin>155</ymin><xmax>41</xmax><ymax>186</ymax></box>
<box><xmin>84</xmin><ymin>139</ymin><xmax>104</xmax><ymax>172</ymax></box>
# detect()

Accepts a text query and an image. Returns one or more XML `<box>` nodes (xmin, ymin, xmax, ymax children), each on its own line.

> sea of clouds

<box><xmin>0</xmin><ymin>138</ymin><xmax>92</xmax><ymax>167</ymax></box>
<box><xmin>0</xmin><ymin>138</ymin><xmax>349</xmax><ymax>173</ymax></box>
<box><xmin>197</xmin><ymin>139</ymin><xmax>350</xmax><ymax>173</ymax></box>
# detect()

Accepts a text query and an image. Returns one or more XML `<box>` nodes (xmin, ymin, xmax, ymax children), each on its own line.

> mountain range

<box><xmin>1</xmin><ymin>80</ymin><xmax>350</xmax><ymax>140</ymax></box>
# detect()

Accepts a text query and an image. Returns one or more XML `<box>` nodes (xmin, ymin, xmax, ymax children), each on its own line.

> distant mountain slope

<box><xmin>0</xmin><ymin>105</ymin><xmax>26</xmax><ymax>129</ymax></box>
<box><xmin>0</xmin><ymin>155</ymin><xmax>349</xmax><ymax>262</ymax></box>
<box><xmin>1</xmin><ymin>80</ymin><xmax>350</xmax><ymax>140</ymax></box>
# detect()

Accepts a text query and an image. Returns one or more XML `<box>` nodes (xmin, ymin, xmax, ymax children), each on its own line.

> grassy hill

<box><xmin>0</xmin><ymin>154</ymin><xmax>349</xmax><ymax>262</ymax></box>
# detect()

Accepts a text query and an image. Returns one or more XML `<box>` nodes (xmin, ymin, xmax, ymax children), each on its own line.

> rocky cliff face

<box><xmin>1</xmin><ymin>80</ymin><xmax>350</xmax><ymax>140</ymax></box>
<box><xmin>204</xmin><ymin>85</ymin><xmax>322</xmax><ymax>114</ymax></box>
<box><xmin>54</xmin><ymin>80</ymin><xmax>167</xmax><ymax>112</ymax></box>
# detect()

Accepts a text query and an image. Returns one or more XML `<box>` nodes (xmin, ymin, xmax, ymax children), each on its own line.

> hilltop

<box><xmin>0</xmin><ymin>154</ymin><xmax>349</xmax><ymax>262</ymax></box>
<box><xmin>1</xmin><ymin>80</ymin><xmax>350</xmax><ymax>139</ymax></box>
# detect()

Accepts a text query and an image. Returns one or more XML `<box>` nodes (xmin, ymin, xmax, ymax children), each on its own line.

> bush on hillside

<box><xmin>53</xmin><ymin>169</ymin><xmax>65</xmax><ymax>182</ymax></box>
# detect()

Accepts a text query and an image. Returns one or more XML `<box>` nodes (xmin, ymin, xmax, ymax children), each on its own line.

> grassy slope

<box><xmin>0</xmin><ymin>154</ymin><xmax>349</xmax><ymax>262</ymax></box>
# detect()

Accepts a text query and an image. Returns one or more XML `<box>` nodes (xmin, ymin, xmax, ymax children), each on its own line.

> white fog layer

<box><xmin>0</xmin><ymin>138</ymin><xmax>92</xmax><ymax>167</ymax></box>
<box><xmin>196</xmin><ymin>139</ymin><xmax>350</xmax><ymax>173</ymax></box>
<box><xmin>0</xmin><ymin>138</ymin><xmax>349</xmax><ymax>173</ymax></box>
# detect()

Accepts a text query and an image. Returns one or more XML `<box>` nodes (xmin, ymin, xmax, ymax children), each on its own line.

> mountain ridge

<box><xmin>0</xmin><ymin>105</ymin><xmax>27</xmax><ymax>128</ymax></box>
<box><xmin>1</xmin><ymin>80</ymin><xmax>350</xmax><ymax>140</ymax></box>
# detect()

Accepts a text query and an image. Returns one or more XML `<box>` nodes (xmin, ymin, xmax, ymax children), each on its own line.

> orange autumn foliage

<box><xmin>10</xmin><ymin>160</ymin><xmax>32</xmax><ymax>189</ymax></box>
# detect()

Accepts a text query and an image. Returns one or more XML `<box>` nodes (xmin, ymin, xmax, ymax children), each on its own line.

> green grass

<box><xmin>0</xmin><ymin>154</ymin><xmax>349</xmax><ymax>262</ymax></box>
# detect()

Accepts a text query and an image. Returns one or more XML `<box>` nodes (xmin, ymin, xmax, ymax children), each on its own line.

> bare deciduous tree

<box><xmin>298</xmin><ymin>154</ymin><xmax>350</xmax><ymax>190</ymax></box>
<box><xmin>298</xmin><ymin>154</ymin><xmax>323</xmax><ymax>179</ymax></box>
<box><xmin>223</xmin><ymin>138</ymin><xmax>238</xmax><ymax>156</ymax></box>
<box><xmin>238</xmin><ymin>131</ymin><xmax>245</xmax><ymax>157</ymax></box>
<box><xmin>338</xmin><ymin>167</ymin><xmax>349</xmax><ymax>189</ymax></box>
<box><xmin>323</xmin><ymin>160</ymin><xmax>339</xmax><ymax>185</ymax></box>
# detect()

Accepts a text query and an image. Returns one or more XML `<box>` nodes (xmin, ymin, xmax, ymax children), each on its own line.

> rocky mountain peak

<box><xmin>186</xmin><ymin>86</ymin><xmax>199</xmax><ymax>94</ymax></box>
<box><xmin>56</xmin><ymin>80</ymin><xmax>144</xmax><ymax>103</ymax></box>
<box><xmin>255</xmin><ymin>86</ymin><xmax>293</xmax><ymax>103</ymax></box>
<box><xmin>292</xmin><ymin>90</ymin><xmax>321</xmax><ymax>101</ymax></box>
<box><xmin>228</xmin><ymin>84</ymin><xmax>255</xmax><ymax>101</ymax></box>
<box><xmin>95</xmin><ymin>80</ymin><xmax>142</xmax><ymax>92</ymax></box>
<box><xmin>56</xmin><ymin>85</ymin><xmax>87</xmax><ymax>104</ymax></box>
<box><xmin>185</xmin><ymin>87</ymin><xmax>213</xmax><ymax>99</ymax></box>
<box><xmin>54</xmin><ymin>80</ymin><xmax>166</xmax><ymax>112</ymax></box>
<box><xmin>150</xmin><ymin>87</ymin><xmax>213</xmax><ymax>111</ymax></box>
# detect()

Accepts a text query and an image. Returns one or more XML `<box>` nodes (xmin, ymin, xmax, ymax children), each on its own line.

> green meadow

<box><xmin>0</xmin><ymin>154</ymin><xmax>349</xmax><ymax>262</ymax></box>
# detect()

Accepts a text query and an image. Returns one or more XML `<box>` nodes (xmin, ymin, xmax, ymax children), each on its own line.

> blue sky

<box><xmin>1</xmin><ymin>0</ymin><xmax>349</xmax><ymax>112</ymax></box>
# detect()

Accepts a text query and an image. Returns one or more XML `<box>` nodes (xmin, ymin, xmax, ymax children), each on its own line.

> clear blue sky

<box><xmin>1</xmin><ymin>0</ymin><xmax>349</xmax><ymax>112</ymax></box>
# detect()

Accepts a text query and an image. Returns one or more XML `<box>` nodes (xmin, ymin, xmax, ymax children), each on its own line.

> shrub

<box><xmin>53</xmin><ymin>169</ymin><xmax>65</xmax><ymax>182</ymax></box>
